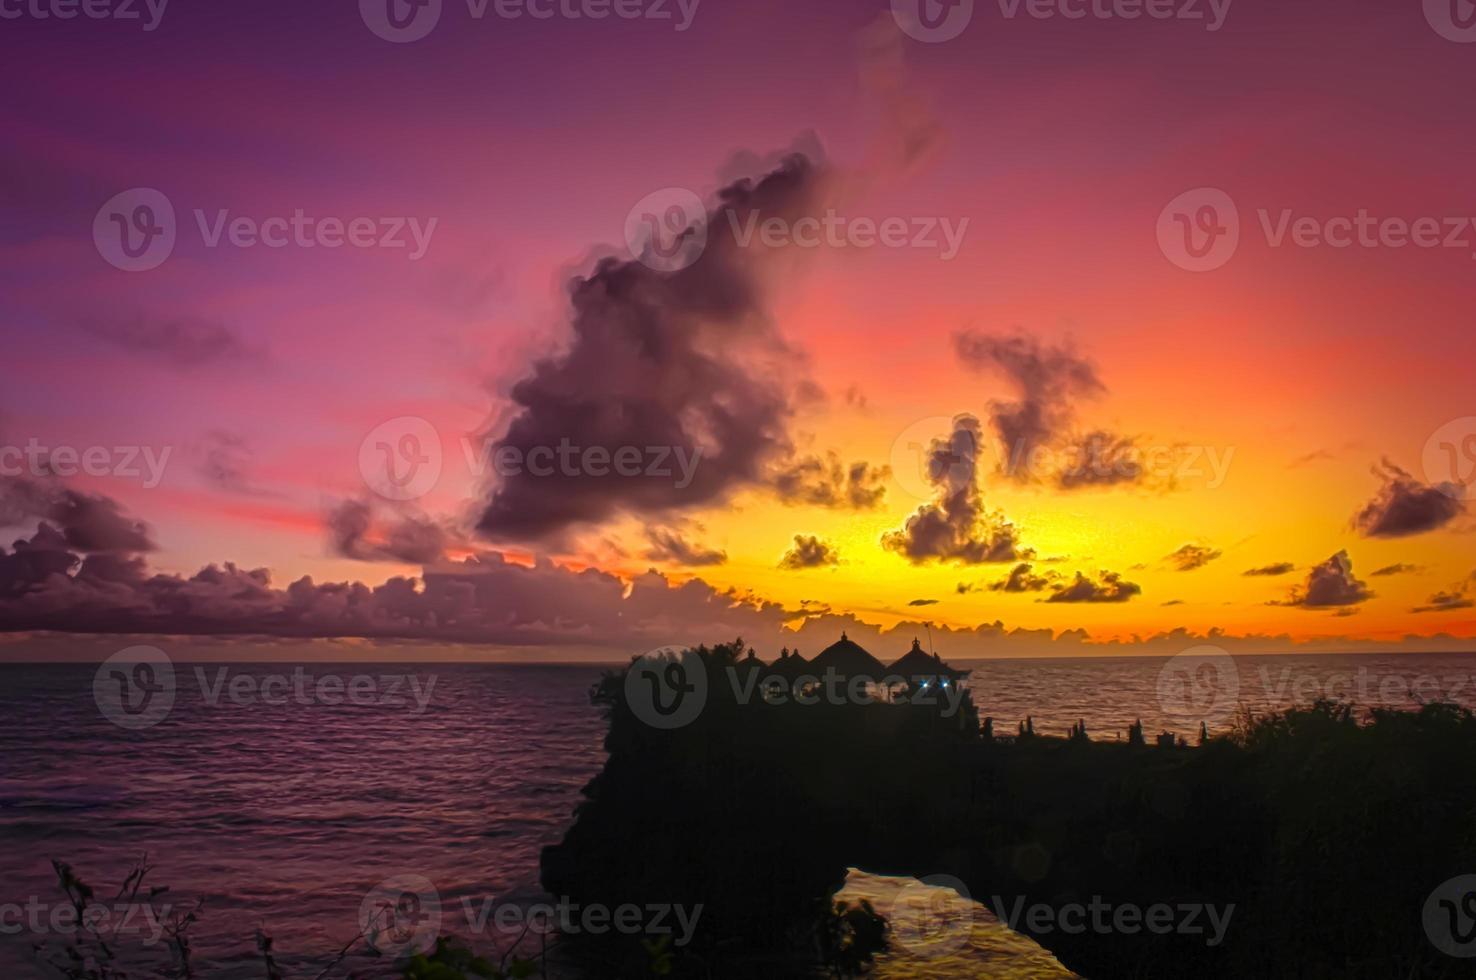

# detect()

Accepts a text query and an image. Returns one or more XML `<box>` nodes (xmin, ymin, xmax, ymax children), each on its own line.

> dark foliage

<box><xmin>543</xmin><ymin>642</ymin><xmax>1476</xmax><ymax>978</ymax></box>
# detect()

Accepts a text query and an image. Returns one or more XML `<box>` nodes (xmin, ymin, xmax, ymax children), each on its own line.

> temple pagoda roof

<box><xmin>807</xmin><ymin>632</ymin><xmax>888</xmax><ymax>678</ymax></box>
<box><xmin>887</xmin><ymin>637</ymin><xmax>969</xmax><ymax>679</ymax></box>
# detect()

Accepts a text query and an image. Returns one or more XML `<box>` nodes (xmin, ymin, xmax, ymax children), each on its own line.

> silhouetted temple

<box><xmin>807</xmin><ymin>632</ymin><xmax>888</xmax><ymax>678</ymax></box>
<box><xmin>771</xmin><ymin>633</ymin><xmax>969</xmax><ymax>690</ymax></box>
<box><xmin>887</xmin><ymin>637</ymin><xmax>969</xmax><ymax>687</ymax></box>
<box><xmin>764</xmin><ymin>645</ymin><xmax>810</xmax><ymax>682</ymax></box>
<box><xmin>735</xmin><ymin>646</ymin><xmax>765</xmax><ymax>679</ymax></box>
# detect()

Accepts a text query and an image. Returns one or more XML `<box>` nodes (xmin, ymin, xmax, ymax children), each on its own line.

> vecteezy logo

<box><xmin>624</xmin><ymin>646</ymin><xmax>708</xmax><ymax>729</ymax></box>
<box><xmin>1156</xmin><ymin>644</ymin><xmax>1238</xmax><ymax>729</ymax></box>
<box><xmin>360</xmin><ymin>0</ymin><xmax>442</xmax><ymax>42</ymax></box>
<box><xmin>1424</xmin><ymin>875</ymin><xmax>1476</xmax><ymax>957</ymax></box>
<box><xmin>624</xmin><ymin>188</ymin><xmax>708</xmax><ymax>273</ymax></box>
<box><xmin>359</xmin><ymin>416</ymin><xmax>443</xmax><ymax>501</ymax></box>
<box><xmin>1157</xmin><ymin>188</ymin><xmax>1239</xmax><ymax>272</ymax></box>
<box><xmin>1425</xmin><ymin>0</ymin><xmax>1476</xmax><ymax>42</ymax></box>
<box><xmin>93</xmin><ymin>646</ymin><xmax>176</xmax><ymax>730</ymax></box>
<box><xmin>889</xmin><ymin>874</ymin><xmax>975</xmax><ymax>959</ymax></box>
<box><xmin>1423</xmin><ymin>417</ymin><xmax>1476</xmax><ymax>502</ymax></box>
<box><xmin>93</xmin><ymin>189</ymin><xmax>176</xmax><ymax>272</ymax></box>
<box><xmin>360</xmin><ymin>874</ymin><xmax>441</xmax><ymax>958</ymax></box>
<box><xmin>891</xmin><ymin>0</ymin><xmax>974</xmax><ymax>43</ymax></box>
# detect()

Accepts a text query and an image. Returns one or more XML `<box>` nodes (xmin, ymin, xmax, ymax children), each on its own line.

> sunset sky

<box><xmin>2</xmin><ymin>0</ymin><xmax>1474</xmax><ymax>658</ymax></box>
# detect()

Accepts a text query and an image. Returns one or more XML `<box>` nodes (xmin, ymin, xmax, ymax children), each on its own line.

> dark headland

<box><xmin>542</xmin><ymin>636</ymin><xmax>1476</xmax><ymax>978</ymax></box>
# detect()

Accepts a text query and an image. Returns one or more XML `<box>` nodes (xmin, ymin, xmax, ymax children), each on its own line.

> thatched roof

<box><xmin>764</xmin><ymin>646</ymin><xmax>811</xmax><ymax>680</ymax></box>
<box><xmin>887</xmin><ymin>638</ymin><xmax>969</xmax><ymax>680</ymax></box>
<box><xmin>733</xmin><ymin>648</ymin><xmax>767</xmax><ymax>675</ymax></box>
<box><xmin>807</xmin><ymin>633</ymin><xmax>888</xmax><ymax>678</ymax></box>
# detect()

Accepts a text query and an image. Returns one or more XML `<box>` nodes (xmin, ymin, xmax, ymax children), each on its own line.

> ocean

<box><xmin>3</xmin><ymin>651</ymin><xmax>1473</xmax><ymax>977</ymax></box>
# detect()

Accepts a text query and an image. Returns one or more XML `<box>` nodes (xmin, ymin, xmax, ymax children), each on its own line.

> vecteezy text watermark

<box><xmin>1000</xmin><ymin>438</ymin><xmax>1235</xmax><ymax>490</ymax></box>
<box><xmin>622</xmin><ymin>187</ymin><xmax>970</xmax><ymax>272</ymax></box>
<box><xmin>359</xmin><ymin>874</ymin><xmax>702</xmax><ymax>960</ymax></box>
<box><xmin>357</xmin><ymin>415</ymin><xmax>708</xmax><ymax>502</ymax></box>
<box><xmin>194</xmin><ymin>667</ymin><xmax>437</xmax><ymax>713</ymax></box>
<box><xmin>990</xmin><ymin>895</ymin><xmax>1234</xmax><ymax>945</ymax></box>
<box><xmin>1157</xmin><ymin>644</ymin><xmax>1476</xmax><ymax>731</ymax></box>
<box><xmin>0</xmin><ymin>440</ymin><xmax>172</xmax><ymax>488</ymax></box>
<box><xmin>461</xmin><ymin>895</ymin><xmax>703</xmax><ymax>947</ymax></box>
<box><xmin>623</xmin><ymin>649</ymin><xmax>971</xmax><ymax>730</ymax></box>
<box><xmin>93</xmin><ymin>188</ymin><xmax>438</xmax><ymax>272</ymax></box>
<box><xmin>725</xmin><ymin>209</ymin><xmax>970</xmax><ymax>261</ymax></box>
<box><xmin>0</xmin><ymin>0</ymin><xmax>168</xmax><ymax>30</ymax></box>
<box><xmin>883</xmin><ymin>875</ymin><xmax>1232</xmax><ymax>960</ymax></box>
<box><xmin>1159</xmin><ymin>188</ymin><xmax>1476</xmax><ymax>272</ymax></box>
<box><xmin>994</xmin><ymin>0</ymin><xmax>1230</xmax><ymax>30</ymax></box>
<box><xmin>360</xmin><ymin>0</ymin><xmax>700</xmax><ymax>43</ymax></box>
<box><xmin>193</xmin><ymin>210</ymin><xmax>437</xmax><ymax>259</ymax></box>
<box><xmin>1252</xmin><ymin>665</ymin><xmax>1476</xmax><ymax>708</ymax></box>
<box><xmin>93</xmin><ymin>648</ymin><xmax>438</xmax><ymax>730</ymax></box>
<box><xmin>473</xmin><ymin>439</ymin><xmax>704</xmax><ymax>489</ymax></box>
<box><xmin>891</xmin><ymin>0</ymin><xmax>1231</xmax><ymax>44</ymax></box>
<box><xmin>0</xmin><ymin>899</ymin><xmax>173</xmax><ymax>945</ymax></box>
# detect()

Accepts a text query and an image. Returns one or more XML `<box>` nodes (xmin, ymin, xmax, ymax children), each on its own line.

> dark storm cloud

<box><xmin>1412</xmin><ymin>572</ymin><xmax>1476</xmax><ymax>614</ymax></box>
<box><xmin>1044</xmin><ymin>570</ymin><xmax>1142</xmax><ymax>604</ymax></box>
<box><xmin>0</xmin><ymin>523</ymin><xmax>79</xmax><ymax>598</ymax></box>
<box><xmin>1412</xmin><ymin>591</ymin><xmax>1474</xmax><ymax>614</ymax></box>
<box><xmin>1167</xmin><ymin>544</ymin><xmax>1222</xmax><ymax>572</ymax></box>
<box><xmin>477</xmin><ymin>154</ymin><xmax>829</xmax><ymax>543</ymax></box>
<box><xmin>1371</xmin><ymin>563</ymin><xmax>1422</xmax><ymax>577</ymax></box>
<box><xmin>78</xmin><ymin>316</ymin><xmax>267</xmax><ymax>369</ymax></box>
<box><xmin>953</xmin><ymin>331</ymin><xmax>1142</xmax><ymax>489</ymax></box>
<box><xmin>882</xmin><ymin>415</ymin><xmax>1029</xmax><ymax>565</ymax></box>
<box><xmin>990</xmin><ymin>562</ymin><xmax>1055</xmax><ymax>593</ymax></box>
<box><xmin>1054</xmin><ymin>431</ymin><xmax>1144</xmax><ymax>489</ymax></box>
<box><xmin>907</xmin><ymin>598</ymin><xmax>938</xmax><ymax>607</ymax></box>
<box><xmin>0</xmin><ymin>476</ymin><xmax>155</xmax><ymax>553</ymax></box>
<box><xmin>954</xmin><ymin>331</ymin><xmax>1102</xmax><ymax>467</ymax></box>
<box><xmin>1276</xmin><ymin>550</ymin><xmax>1372</xmax><ymax>609</ymax></box>
<box><xmin>327</xmin><ymin>500</ymin><xmax>448</xmax><ymax>565</ymax></box>
<box><xmin>1351</xmin><ymin>459</ymin><xmax>1465</xmax><ymax>538</ymax></box>
<box><xmin>1243</xmin><ymin>562</ymin><xmax>1296</xmax><ymax>577</ymax></box>
<box><xmin>778</xmin><ymin>534</ymin><xmax>840</xmax><ymax>570</ymax></box>
<box><xmin>769</xmin><ymin>451</ymin><xmax>888</xmax><ymax>509</ymax></box>
<box><xmin>643</xmin><ymin>527</ymin><xmax>727</xmax><ymax>567</ymax></box>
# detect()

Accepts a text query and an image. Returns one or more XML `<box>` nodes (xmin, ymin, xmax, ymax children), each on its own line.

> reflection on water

<box><xmin>0</xmin><ymin>663</ymin><xmax>608</xmax><ymax>978</ymax></box>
